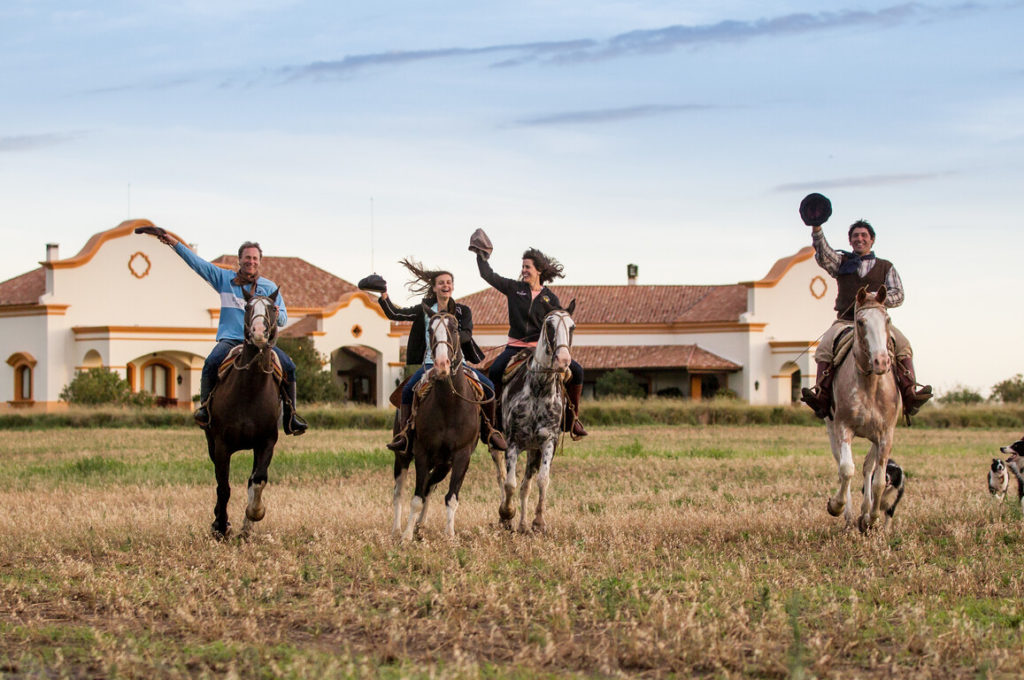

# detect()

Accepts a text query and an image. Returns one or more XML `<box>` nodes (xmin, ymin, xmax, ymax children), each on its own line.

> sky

<box><xmin>1</xmin><ymin>0</ymin><xmax>1022</xmax><ymax>396</ymax></box>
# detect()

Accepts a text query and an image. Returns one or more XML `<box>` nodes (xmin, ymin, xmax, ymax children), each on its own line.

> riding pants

<box><xmin>814</xmin><ymin>319</ymin><xmax>912</xmax><ymax>364</ymax></box>
<box><xmin>401</xmin><ymin>363</ymin><xmax>496</xmax><ymax>405</ymax></box>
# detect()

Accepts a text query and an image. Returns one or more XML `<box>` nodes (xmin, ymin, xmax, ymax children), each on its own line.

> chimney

<box><xmin>45</xmin><ymin>243</ymin><xmax>59</xmax><ymax>262</ymax></box>
<box><xmin>627</xmin><ymin>263</ymin><xmax>638</xmax><ymax>286</ymax></box>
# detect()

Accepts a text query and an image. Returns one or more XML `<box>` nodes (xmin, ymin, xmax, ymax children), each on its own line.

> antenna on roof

<box><xmin>370</xmin><ymin>196</ymin><xmax>375</xmax><ymax>272</ymax></box>
<box><xmin>127</xmin><ymin>182</ymin><xmax>131</xmax><ymax>219</ymax></box>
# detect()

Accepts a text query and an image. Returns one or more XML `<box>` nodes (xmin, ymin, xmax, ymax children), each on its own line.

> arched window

<box><xmin>141</xmin><ymin>359</ymin><xmax>174</xmax><ymax>399</ymax></box>
<box><xmin>6</xmin><ymin>352</ymin><xmax>37</xmax><ymax>403</ymax></box>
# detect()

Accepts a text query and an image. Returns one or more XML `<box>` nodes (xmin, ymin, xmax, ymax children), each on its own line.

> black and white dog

<box><xmin>989</xmin><ymin>459</ymin><xmax>1009</xmax><ymax>500</ymax></box>
<box><xmin>879</xmin><ymin>459</ymin><xmax>906</xmax><ymax>527</ymax></box>
<box><xmin>998</xmin><ymin>439</ymin><xmax>1024</xmax><ymax>513</ymax></box>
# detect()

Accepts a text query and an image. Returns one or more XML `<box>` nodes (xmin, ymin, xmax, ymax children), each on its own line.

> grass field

<box><xmin>1</xmin><ymin>425</ymin><xmax>1022</xmax><ymax>678</ymax></box>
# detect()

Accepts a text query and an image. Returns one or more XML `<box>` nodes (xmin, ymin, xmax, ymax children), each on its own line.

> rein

<box><xmin>428</xmin><ymin>313</ymin><xmax>493</xmax><ymax>407</ymax></box>
<box><xmin>529</xmin><ymin>311</ymin><xmax>574</xmax><ymax>378</ymax></box>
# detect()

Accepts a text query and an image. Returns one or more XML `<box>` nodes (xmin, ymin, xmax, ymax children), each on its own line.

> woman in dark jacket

<box><xmin>474</xmin><ymin>245</ymin><xmax>587</xmax><ymax>439</ymax></box>
<box><xmin>376</xmin><ymin>258</ymin><xmax>506</xmax><ymax>453</ymax></box>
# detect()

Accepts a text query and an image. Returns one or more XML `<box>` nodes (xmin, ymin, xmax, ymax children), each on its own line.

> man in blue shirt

<box><xmin>147</xmin><ymin>230</ymin><xmax>307</xmax><ymax>435</ymax></box>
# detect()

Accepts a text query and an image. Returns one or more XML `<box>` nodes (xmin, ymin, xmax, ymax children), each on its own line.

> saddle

<box><xmin>217</xmin><ymin>345</ymin><xmax>284</xmax><ymax>384</ymax></box>
<box><xmin>388</xmin><ymin>366</ymin><xmax>485</xmax><ymax>410</ymax></box>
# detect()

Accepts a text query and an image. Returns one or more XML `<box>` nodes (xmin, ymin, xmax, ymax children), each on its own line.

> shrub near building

<box><xmin>60</xmin><ymin>367</ymin><xmax>153</xmax><ymax>406</ymax></box>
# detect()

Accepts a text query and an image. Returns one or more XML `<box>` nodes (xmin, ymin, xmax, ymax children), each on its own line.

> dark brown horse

<box><xmin>207</xmin><ymin>285</ymin><xmax>283</xmax><ymax>539</ymax></box>
<box><xmin>394</xmin><ymin>305</ymin><xmax>481</xmax><ymax>541</ymax></box>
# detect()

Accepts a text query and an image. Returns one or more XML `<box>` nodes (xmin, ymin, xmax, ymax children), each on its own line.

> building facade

<box><xmin>1</xmin><ymin>220</ymin><xmax>832</xmax><ymax>411</ymax></box>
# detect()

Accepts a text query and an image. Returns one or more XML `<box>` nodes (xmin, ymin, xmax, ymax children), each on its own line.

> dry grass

<box><xmin>1</xmin><ymin>425</ymin><xmax>1022</xmax><ymax>678</ymax></box>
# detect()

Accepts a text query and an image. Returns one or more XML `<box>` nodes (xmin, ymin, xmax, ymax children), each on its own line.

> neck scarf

<box><xmin>837</xmin><ymin>250</ymin><xmax>875</xmax><ymax>276</ymax></box>
<box><xmin>232</xmin><ymin>270</ymin><xmax>258</xmax><ymax>287</ymax></box>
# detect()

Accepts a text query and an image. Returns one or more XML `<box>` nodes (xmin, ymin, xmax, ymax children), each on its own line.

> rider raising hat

<box><xmin>801</xmin><ymin>217</ymin><xmax>933</xmax><ymax>420</ymax></box>
<box><xmin>472</xmin><ymin>238</ymin><xmax>587</xmax><ymax>439</ymax></box>
<box><xmin>147</xmin><ymin>231</ymin><xmax>307</xmax><ymax>435</ymax></box>
<box><xmin>374</xmin><ymin>258</ymin><xmax>507</xmax><ymax>453</ymax></box>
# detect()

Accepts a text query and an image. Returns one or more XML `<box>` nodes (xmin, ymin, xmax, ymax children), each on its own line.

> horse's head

<box><xmin>243</xmin><ymin>284</ymin><xmax>280</xmax><ymax>350</ymax></box>
<box><xmin>536</xmin><ymin>299</ymin><xmax>576</xmax><ymax>372</ymax></box>
<box><xmin>854</xmin><ymin>286</ymin><xmax>892</xmax><ymax>375</ymax></box>
<box><xmin>424</xmin><ymin>302</ymin><xmax>460</xmax><ymax>379</ymax></box>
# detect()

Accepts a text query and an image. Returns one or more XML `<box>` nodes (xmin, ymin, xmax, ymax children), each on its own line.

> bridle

<box><xmin>852</xmin><ymin>299</ymin><xmax>891</xmax><ymax>377</ymax></box>
<box><xmin>427</xmin><ymin>311</ymin><xmax>493</xmax><ymax>405</ymax></box>
<box><xmin>530</xmin><ymin>309</ymin><xmax>574</xmax><ymax>376</ymax></box>
<box><xmin>237</xmin><ymin>290</ymin><xmax>278</xmax><ymax>373</ymax></box>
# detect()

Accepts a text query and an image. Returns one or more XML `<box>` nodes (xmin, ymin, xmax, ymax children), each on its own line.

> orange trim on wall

<box><xmin>6</xmin><ymin>352</ymin><xmax>38</xmax><ymax>368</ymax></box>
<box><xmin>41</xmin><ymin>220</ymin><xmax>187</xmax><ymax>270</ymax></box>
<box><xmin>739</xmin><ymin>246</ymin><xmax>815</xmax><ymax>289</ymax></box>
<box><xmin>0</xmin><ymin>304</ymin><xmax>69</xmax><ymax>317</ymax></box>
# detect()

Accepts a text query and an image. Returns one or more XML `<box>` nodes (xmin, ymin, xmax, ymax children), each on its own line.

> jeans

<box><xmin>202</xmin><ymin>339</ymin><xmax>297</xmax><ymax>390</ymax></box>
<box><xmin>401</xmin><ymin>364</ymin><xmax>496</xmax><ymax>405</ymax></box>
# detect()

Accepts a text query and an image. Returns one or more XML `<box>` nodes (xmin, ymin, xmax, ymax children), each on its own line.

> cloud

<box><xmin>0</xmin><ymin>132</ymin><xmax>85</xmax><ymax>153</ymax></box>
<box><xmin>773</xmin><ymin>172</ymin><xmax>956</xmax><ymax>191</ymax></box>
<box><xmin>281</xmin><ymin>3</ymin><xmax>986</xmax><ymax>79</ymax></box>
<box><xmin>513</xmin><ymin>104</ymin><xmax>716</xmax><ymax>127</ymax></box>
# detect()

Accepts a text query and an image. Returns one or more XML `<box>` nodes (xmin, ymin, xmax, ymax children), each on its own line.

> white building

<box><xmin>0</xmin><ymin>220</ymin><xmax>832</xmax><ymax>411</ymax></box>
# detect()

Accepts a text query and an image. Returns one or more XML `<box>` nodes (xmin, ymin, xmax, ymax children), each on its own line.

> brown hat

<box><xmin>468</xmin><ymin>228</ymin><xmax>493</xmax><ymax>259</ymax></box>
<box><xmin>799</xmin><ymin>193</ymin><xmax>832</xmax><ymax>227</ymax></box>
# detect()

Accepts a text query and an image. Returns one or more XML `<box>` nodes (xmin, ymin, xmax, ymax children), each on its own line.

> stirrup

<box><xmin>800</xmin><ymin>387</ymin><xmax>831</xmax><ymax>420</ymax></box>
<box><xmin>570</xmin><ymin>419</ymin><xmax>588</xmax><ymax>440</ymax></box>
<box><xmin>387</xmin><ymin>431</ymin><xmax>409</xmax><ymax>453</ymax></box>
<box><xmin>193</xmin><ymin>405</ymin><xmax>211</xmax><ymax>428</ymax></box>
<box><xmin>285</xmin><ymin>413</ymin><xmax>308</xmax><ymax>436</ymax></box>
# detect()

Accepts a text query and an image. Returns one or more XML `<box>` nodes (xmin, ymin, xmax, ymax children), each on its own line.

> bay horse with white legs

<box><xmin>207</xmin><ymin>285</ymin><xmax>283</xmax><ymax>539</ymax></box>
<box><xmin>491</xmin><ymin>301</ymin><xmax>576</xmax><ymax>533</ymax></box>
<box><xmin>393</xmin><ymin>304</ymin><xmax>481</xmax><ymax>542</ymax></box>
<box><xmin>825</xmin><ymin>286</ymin><xmax>901</xmax><ymax>533</ymax></box>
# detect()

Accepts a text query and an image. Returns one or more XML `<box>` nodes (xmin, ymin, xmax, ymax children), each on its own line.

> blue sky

<box><xmin>2</xmin><ymin>1</ymin><xmax>1022</xmax><ymax>395</ymax></box>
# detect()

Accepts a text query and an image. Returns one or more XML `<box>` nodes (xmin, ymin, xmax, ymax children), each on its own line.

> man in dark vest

<box><xmin>800</xmin><ymin>218</ymin><xmax>932</xmax><ymax>419</ymax></box>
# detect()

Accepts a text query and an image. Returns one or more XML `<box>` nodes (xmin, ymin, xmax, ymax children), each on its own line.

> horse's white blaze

<box><xmin>248</xmin><ymin>297</ymin><xmax>273</xmax><ymax>348</ymax></box>
<box><xmin>857</xmin><ymin>307</ymin><xmax>891</xmax><ymax>374</ymax></box>
<box><xmin>430</xmin><ymin>316</ymin><xmax>451</xmax><ymax>377</ymax></box>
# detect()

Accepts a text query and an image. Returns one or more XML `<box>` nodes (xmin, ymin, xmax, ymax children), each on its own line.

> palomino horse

<box><xmin>393</xmin><ymin>304</ymin><xmax>481</xmax><ymax>541</ymax></box>
<box><xmin>492</xmin><ymin>301</ymin><xmax>576</xmax><ymax>533</ymax></box>
<box><xmin>826</xmin><ymin>286</ymin><xmax>901</xmax><ymax>533</ymax></box>
<box><xmin>206</xmin><ymin>285</ymin><xmax>283</xmax><ymax>539</ymax></box>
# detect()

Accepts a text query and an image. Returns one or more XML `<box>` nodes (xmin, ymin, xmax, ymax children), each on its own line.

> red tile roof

<box><xmin>459</xmin><ymin>284</ymin><xmax>747</xmax><ymax>326</ymax></box>
<box><xmin>212</xmin><ymin>256</ymin><xmax>357</xmax><ymax>310</ymax></box>
<box><xmin>0</xmin><ymin>267</ymin><xmax>45</xmax><ymax>306</ymax></box>
<box><xmin>479</xmin><ymin>344</ymin><xmax>740</xmax><ymax>371</ymax></box>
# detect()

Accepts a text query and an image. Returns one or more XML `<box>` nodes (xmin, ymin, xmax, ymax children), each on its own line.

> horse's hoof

<box><xmin>827</xmin><ymin>498</ymin><xmax>844</xmax><ymax>517</ymax></box>
<box><xmin>857</xmin><ymin>515</ymin><xmax>871</xmax><ymax>534</ymax></box>
<box><xmin>531</xmin><ymin>519</ymin><xmax>547</xmax><ymax>533</ymax></box>
<box><xmin>245</xmin><ymin>506</ymin><xmax>266</xmax><ymax>522</ymax></box>
<box><xmin>499</xmin><ymin>518</ymin><xmax>513</xmax><ymax>532</ymax></box>
<box><xmin>210</xmin><ymin>520</ymin><xmax>231</xmax><ymax>540</ymax></box>
<box><xmin>498</xmin><ymin>506</ymin><xmax>516</xmax><ymax>521</ymax></box>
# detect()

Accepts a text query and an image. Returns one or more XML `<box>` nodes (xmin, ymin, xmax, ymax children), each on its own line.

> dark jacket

<box><xmin>477</xmin><ymin>253</ymin><xmax>561</xmax><ymax>343</ymax></box>
<box><xmin>378</xmin><ymin>295</ymin><xmax>485</xmax><ymax>365</ymax></box>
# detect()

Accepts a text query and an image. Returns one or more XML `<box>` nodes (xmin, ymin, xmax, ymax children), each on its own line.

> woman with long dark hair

<box><xmin>472</xmin><ymin>240</ymin><xmax>587</xmax><ymax>439</ymax></box>
<box><xmin>373</xmin><ymin>258</ymin><xmax>506</xmax><ymax>453</ymax></box>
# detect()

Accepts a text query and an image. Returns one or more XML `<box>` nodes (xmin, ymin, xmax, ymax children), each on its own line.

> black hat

<box><xmin>133</xmin><ymin>225</ymin><xmax>169</xmax><ymax>238</ymax></box>
<box><xmin>357</xmin><ymin>273</ymin><xmax>387</xmax><ymax>293</ymax></box>
<box><xmin>799</xmin><ymin>193</ymin><xmax>832</xmax><ymax>227</ymax></box>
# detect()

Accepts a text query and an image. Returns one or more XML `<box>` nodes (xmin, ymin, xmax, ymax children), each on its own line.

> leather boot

<box><xmin>387</xmin><ymin>403</ymin><xmax>412</xmax><ymax>453</ymax></box>
<box><xmin>565</xmin><ymin>383</ymin><xmax>588</xmax><ymax>440</ymax></box>
<box><xmin>895</xmin><ymin>355</ymin><xmax>933</xmax><ymax>417</ymax></box>
<box><xmin>281</xmin><ymin>379</ymin><xmax>308</xmax><ymax>436</ymax></box>
<box><xmin>800</xmin><ymin>361</ymin><xmax>834</xmax><ymax>420</ymax></box>
<box><xmin>193</xmin><ymin>373</ymin><xmax>215</xmax><ymax>429</ymax></box>
<box><xmin>480</xmin><ymin>399</ymin><xmax>507</xmax><ymax>450</ymax></box>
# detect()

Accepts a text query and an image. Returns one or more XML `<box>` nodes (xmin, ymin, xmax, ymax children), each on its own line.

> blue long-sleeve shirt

<box><xmin>174</xmin><ymin>242</ymin><xmax>287</xmax><ymax>341</ymax></box>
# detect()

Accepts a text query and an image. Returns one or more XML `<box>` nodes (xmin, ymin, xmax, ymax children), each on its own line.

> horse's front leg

<box><xmin>210</xmin><ymin>442</ymin><xmax>232</xmax><ymax>540</ymax></box>
<box><xmin>242</xmin><ymin>440</ymin><xmax>275</xmax><ymax>537</ymax></box>
<box><xmin>867</xmin><ymin>436</ymin><xmax>894</xmax><ymax>531</ymax></box>
<box><xmin>531</xmin><ymin>438</ymin><xmax>557</xmax><ymax>533</ymax></box>
<box><xmin>858</xmin><ymin>444</ymin><xmax>881</xmax><ymax>533</ymax></box>
<box><xmin>444</xmin><ymin>446</ymin><xmax>473</xmax><ymax>539</ymax></box>
<box><xmin>500</xmin><ymin>444</ymin><xmax>521</xmax><ymax>528</ymax></box>
<box><xmin>517</xmin><ymin>449</ymin><xmax>542</xmax><ymax>533</ymax></box>
<box><xmin>489</xmin><ymin>444</ymin><xmax>507</xmax><ymax>497</ymax></box>
<box><xmin>826</xmin><ymin>421</ymin><xmax>856</xmax><ymax>526</ymax></box>
<box><xmin>392</xmin><ymin>452</ymin><xmax>412</xmax><ymax>538</ymax></box>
